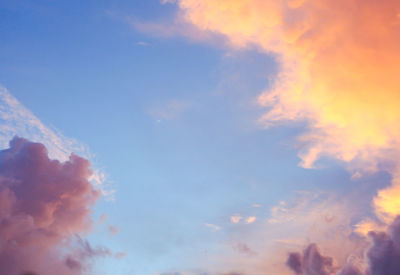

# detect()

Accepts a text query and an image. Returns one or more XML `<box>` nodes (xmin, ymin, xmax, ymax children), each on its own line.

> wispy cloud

<box><xmin>147</xmin><ymin>99</ymin><xmax>191</xmax><ymax>122</ymax></box>
<box><xmin>0</xmin><ymin>87</ymin><xmax>113</xmax><ymax>197</ymax></box>
<box><xmin>205</xmin><ymin>223</ymin><xmax>221</xmax><ymax>232</ymax></box>
<box><xmin>136</xmin><ymin>41</ymin><xmax>150</xmax><ymax>46</ymax></box>
<box><xmin>0</xmin><ymin>87</ymin><xmax>89</xmax><ymax>161</ymax></box>
<box><xmin>108</xmin><ymin>225</ymin><xmax>121</xmax><ymax>237</ymax></box>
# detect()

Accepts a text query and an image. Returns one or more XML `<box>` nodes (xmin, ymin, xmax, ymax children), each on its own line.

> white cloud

<box><xmin>230</xmin><ymin>214</ymin><xmax>243</xmax><ymax>224</ymax></box>
<box><xmin>245</xmin><ymin>216</ymin><xmax>257</xmax><ymax>224</ymax></box>
<box><xmin>0</xmin><ymin>86</ymin><xmax>113</xmax><ymax>197</ymax></box>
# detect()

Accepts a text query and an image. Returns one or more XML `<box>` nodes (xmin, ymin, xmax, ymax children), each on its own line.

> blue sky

<box><xmin>1</xmin><ymin>1</ymin><xmax>395</xmax><ymax>274</ymax></box>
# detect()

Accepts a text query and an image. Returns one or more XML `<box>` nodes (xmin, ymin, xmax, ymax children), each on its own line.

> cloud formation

<box><xmin>150</xmin><ymin>1</ymin><xmax>400</xmax><ymax>274</ymax></box>
<box><xmin>0</xmin><ymin>137</ymin><xmax>101</xmax><ymax>275</ymax></box>
<box><xmin>287</xmin><ymin>216</ymin><xmax>400</xmax><ymax>275</ymax></box>
<box><xmin>0</xmin><ymin>87</ymin><xmax>89</xmax><ymax>162</ymax></box>
<box><xmin>166</xmin><ymin>0</ymin><xmax>400</xmax><ymax>225</ymax></box>
<box><xmin>287</xmin><ymin>244</ymin><xmax>334</xmax><ymax>275</ymax></box>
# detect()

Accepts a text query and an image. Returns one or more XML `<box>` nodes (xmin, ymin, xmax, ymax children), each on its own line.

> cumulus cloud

<box><xmin>287</xmin><ymin>216</ymin><xmax>400</xmax><ymax>275</ymax></box>
<box><xmin>245</xmin><ymin>216</ymin><xmax>256</xmax><ymax>224</ymax></box>
<box><xmin>287</xmin><ymin>244</ymin><xmax>335</xmax><ymax>275</ymax></box>
<box><xmin>0</xmin><ymin>137</ymin><xmax>103</xmax><ymax>275</ymax></box>
<box><xmin>230</xmin><ymin>215</ymin><xmax>243</xmax><ymax>224</ymax></box>
<box><xmin>0</xmin><ymin>87</ymin><xmax>112</xmax><ymax>200</ymax></box>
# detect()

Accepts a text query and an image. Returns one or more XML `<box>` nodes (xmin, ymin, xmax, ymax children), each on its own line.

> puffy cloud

<box><xmin>287</xmin><ymin>216</ymin><xmax>400</xmax><ymax>275</ymax></box>
<box><xmin>230</xmin><ymin>215</ymin><xmax>243</xmax><ymax>224</ymax></box>
<box><xmin>0</xmin><ymin>137</ymin><xmax>102</xmax><ymax>275</ymax></box>
<box><xmin>245</xmin><ymin>216</ymin><xmax>256</xmax><ymax>224</ymax></box>
<box><xmin>287</xmin><ymin>244</ymin><xmax>334</xmax><ymax>275</ymax></box>
<box><xmin>0</xmin><ymin>87</ymin><xmax>112</xmax><ymax>200</ymax></box>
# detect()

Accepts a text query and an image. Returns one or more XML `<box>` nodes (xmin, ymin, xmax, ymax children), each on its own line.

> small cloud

<box><xmin>234</xmin><ymin>243</ymin><xmax>257</xmax><ymax>256</ymax></box>
<box><xmin>230</xmin><ymin>215</ymin><xmax>243</xmax><ymax>224</ymax></box>
<box><xmin>251</xmin><ymin>203</ymin><xmax>262</xmax><ymax>208</ymax></box>
<box><xmin>245</xmin><ymin>216</ymin><xmax>256</xmax><ymax>224</ymax></box>
<box><xmin>205</xmin><ymin>223</ymin><xmax>221</xmax><ymax>231</ymax></box>
<box><xmin>108</xmin><ymin>225</ymin><xmax>121</xmax><ymax>237</ymax></box>
<box><xmin>115</xmin><ymin>252</ymin><xmax>127</xmax><ymax>259</ymax></box>
<box><xmin>147</xmin><ymin>99</ymin><xmax>190</xmax><ymax>121</ymax></box>
<box><xmin>98</xmin><ymin>213</ymin><xmax>108</xmax><ymax>225</ymax></box>
<box><xmin>160</xmin><ymin>0</ymin><xmax>176</xmax><ymax>4</ymax></box>
<box><xmin>136</xmin><ymin>41</ymin><xmax>150</xmax><ymax>46</ymax></box>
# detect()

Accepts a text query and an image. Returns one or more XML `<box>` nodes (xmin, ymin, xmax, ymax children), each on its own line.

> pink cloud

<box><xmin>0</xmin><ymin>137</ymin><xmax>102</xmax><ymax>275</ymax></box>
<box><xmin>108</xmin><ymin>225</ymin><xmax>121</xmax><ymax>237</ymax></box>
<box><xmin>287</xmin><ymin>216</ymin><xmax>400</xmax><ymax>274</ymax></box>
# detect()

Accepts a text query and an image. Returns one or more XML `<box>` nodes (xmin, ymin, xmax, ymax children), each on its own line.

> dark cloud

<box><xmin>287</xmin><ymin>243</ymin><xmax>334</xmax><ymax>275</ymax></box>
<box><xmin>366</xmin><ymin>216</ymin><xmax>400</xmax><ymax>275</ymax></box>
<box><xmin>338</xmin><ymin>265</ymin><xmax>363</xmax><ymax>275</ymax></box>
<box><xmin>234</xmin><ymin>242</ymin><xmax>257</xmax><ymax>256</ymax></box>
<box><xmin>287</xmin><ymin>252</ymin><xmax>303</xmax><ymax>274</ymax></box>
<box><xmin>287</xmin><ymin>216</ymin><xmax>400</xmax><ymax>275</ymax></box>
<box><xmin>0</xmin><ymin>137</ymin><xmax>101</xmax><ymax>275</ymax></box>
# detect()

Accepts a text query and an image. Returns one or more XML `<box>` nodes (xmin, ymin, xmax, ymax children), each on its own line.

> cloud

<box><xmin>287</xmin><ymin>216</ymin><xmax>400</xmax><ymax>275</ymax></box>
<box><xmin>98</xmin><ymin>213</ymin><xmax>108</xmax><ymax>225</ymax></box>
<box><xmin>0</xmin><ymin>137</ymin><xmax>102</xmax><ymax>275</ymax></box>
<box><xmin>287</xmin><ymin>244</ymin><xmax>335</xmax><ymax>275</ymax></box>
<box><xmin>230</xmin><ymin>215</ymin><xmax>243</xmax><ymax>224</ymax></box>
<box><xmin>234</xmin><ymin>243</ymin><xmax>257</xmax><ymax>257</ymax></box>
<box><xmin>0</xmin><ymin>87</ymin><xmax>113</xmax><ymax>198</ymax></box>
<box><xmin>64</xmin><ymin>237</ymin><xmax>112</xmax><ymax>273</ymax></box>
<box><xmin>147</xmin><ymin>99</ymin><xmax>191</xmax><ymax>121</ymax></box>
<box><xmin>165</xmin><ymin>0</ymin><xmax>400</xmax><ymax>226</ymax></box>
<box><xmin>108</xmin><ymin>225</ymin><xmax>121</xmax><ymax>237</ymax></box>
<box><xmin>145</xmin><ymin>1</ymin><xmax>400</xmax><ymax>273</ymax></box>
<box><xmin>178</xmin><ymin>192</ymin><xmax>364</xmax><ymax>275</ymax></box>
<box><xmin>0</xmin><ymin>87</ymin><xmax>89</xmax><ymax>162</ymax></box>
<box><xmin>205</xmin><ymin>223</ymin><xmax>221</xmax><ymax>232</ymax></box>
<box><xmin>245</xmin><ymin>216</ymin><xmax>256</xmax><ymax>224</ymax></box>
<box><xmin>136</xmin><ymin>41</ymin><xmax>150</xmax><ymax>46</ymax></box>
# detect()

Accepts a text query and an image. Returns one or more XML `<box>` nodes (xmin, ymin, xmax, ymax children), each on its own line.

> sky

<box><xmin>1</xmin><ymin>1</ymin><xmax>400</xmax><ymax>275</ymax></box>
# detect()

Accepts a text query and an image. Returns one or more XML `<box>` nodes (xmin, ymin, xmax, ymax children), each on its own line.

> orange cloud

<box><xmin>171</xmin><ymin>0</ymin><xmax>400</xmax><ymax>224</ymax></box>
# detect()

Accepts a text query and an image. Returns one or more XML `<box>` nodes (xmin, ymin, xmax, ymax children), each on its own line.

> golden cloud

<box><xmin>172</xmin><ymin>0</ymin><xmax>400</xmax><ymax>224</ymax></box>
